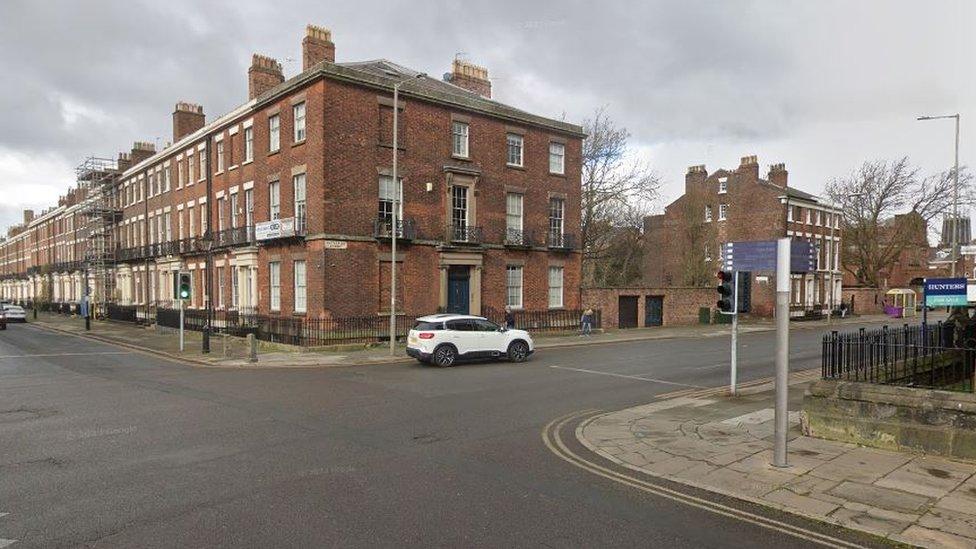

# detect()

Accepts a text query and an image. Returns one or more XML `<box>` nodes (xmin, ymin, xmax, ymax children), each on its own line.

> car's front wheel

<box><xmin>432</xmin><ymin>345</ymin><xmax>457</xmax><ymax>367</ymax></box>
<box><xmin>507</xmin><ymin>340</ymin><xmax>530</xmax><ymax>363</ymax></box>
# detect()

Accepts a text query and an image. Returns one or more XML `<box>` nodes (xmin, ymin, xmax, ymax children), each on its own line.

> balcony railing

<box><xmin>374</xmin><ymin>218</ymin><xmax>417</xmax><ymax>241</ymax></box>
<box><xmin>213</xmin><ymin>225</ymin><xmax>255</xmax><ymax>249</ymax></box>
<box><xmin>504</xmin><ymin>228</ymin><xmax>534</xmax><ymax>248</ymax></box>
<box><xmin>447</xmin><ymin>224</ymin><xmax>483</xmax><ymax>244</ymax></box>
<box><xmin>547</xmin><ymin>231</ymin><xmax>576</xmax><ymax>250</ymax></box>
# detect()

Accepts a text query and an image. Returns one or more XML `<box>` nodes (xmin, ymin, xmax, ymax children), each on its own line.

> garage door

<box><xmin>618</xmin><ymin>296</ymin><xmax>639</xmax><ymax>329</ymax></box>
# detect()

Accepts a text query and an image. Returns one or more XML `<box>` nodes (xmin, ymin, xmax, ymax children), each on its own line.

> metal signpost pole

<box><xmin>773</xmin><ymin>237</ymin><xmax>791</xmax><ymax>467</ymax></box>
<box><xmin>730</xmin><ymin>271</ymin><xmax>739</xmax><ymax>396</ymax></box>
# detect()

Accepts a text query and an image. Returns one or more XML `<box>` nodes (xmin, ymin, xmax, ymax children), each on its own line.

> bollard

<box><xmin>33</xmin><ymin>308</ymin><xmax>37</xmax><ymax>320</ymax></box>
<box><xmin>247</xmin><ymin>333</ymin><xmax>258</xmax><ymax>363</ymax></box>
<box><xmin>222</xmin><ymin>333</ymin><xmax>230</xmax><ymax>358</ymax></box>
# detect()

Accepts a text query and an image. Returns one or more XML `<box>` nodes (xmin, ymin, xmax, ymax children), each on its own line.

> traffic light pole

<box><xmin>179</xmin><ymin>297</ymin><xmax>185</xmax><ymax>352</ymax></box>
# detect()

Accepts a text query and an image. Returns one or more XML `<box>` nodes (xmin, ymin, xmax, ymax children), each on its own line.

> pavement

<box><xmin>579</xmin><ymin>377</ymin><xmax>976</xmax><ymax>548</ymax></box>
<box><xmin>24</xmin><ymin>310</ymin><xmax>897</xmax><ymax>369</ymax></box>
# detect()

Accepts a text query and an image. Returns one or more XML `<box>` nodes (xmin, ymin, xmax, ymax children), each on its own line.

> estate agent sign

<box><xmin>924</xmin><ymin>277</ymin><xmax>968</xmax><ymax>307</ymax></box>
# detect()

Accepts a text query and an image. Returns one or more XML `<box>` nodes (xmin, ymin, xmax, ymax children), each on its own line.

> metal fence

<box><xmin>481</xmin><ymin>307</ymin><xmax>601</xmax><ymax>333</ymax></box>
<box><xmin>822</xmin><ymin>322</ymin><xmax>974</xmax><ymax>392</ymax></box>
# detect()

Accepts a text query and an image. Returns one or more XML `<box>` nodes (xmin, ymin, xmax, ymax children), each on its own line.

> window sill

<box><xmin>242</xmin><ymin>159</ymin><xmax>253</xmax><ymax>166</ymax></box>
<box><xmin>292</xmin><ymin>139</ymin><xmax>306</xmax><ymax>148</ymax></box>
<box><xmin>268</xmin><ymin>149</ymin><xmax>280</xmax><ymax>157</ymax></box>
<box><xmin>548</xmin><ymin>171</ymin><xmax>566</xmax><ymax>178</ymax></box>
<box><xmin>228</xmin><ymin>165</ymin><xmax>238</xmax><ymax>171</ymax></box>
<box><xmin>452</xmin><ymin>154</ymin><xmax>471</xmax><ymax>162</ymax></box>
<box><xmin>293</xmin><ymin>311</ymin><xmax>307</xmax><ymax>317</ymax></box>
<box><xmin>506</xmin><ymin>163</ymin><xmax>525</xmax><ymax>170</ymax></box>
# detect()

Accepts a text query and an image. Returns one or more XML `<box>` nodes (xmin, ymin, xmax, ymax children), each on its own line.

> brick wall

<box><xmin>583</xmin><ymin>286</ymin><xmax>715</xmax><ymax>328</ymax></box>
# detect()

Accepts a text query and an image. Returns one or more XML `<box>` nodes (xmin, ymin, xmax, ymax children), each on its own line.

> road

<box><xmin>0</xmin><ymin>320</ymin><xmax>894</xmax><ymax>548</ymax></box>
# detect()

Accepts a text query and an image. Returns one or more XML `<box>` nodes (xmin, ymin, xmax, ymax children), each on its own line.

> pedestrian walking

<box><xmin>504</xmin><ymin>306</ymin><xmax>516</xmax><ymax>329</ymax></box>
<box><xmin>580</xmin><ymin>307</ymin><xmax>594</xmax><ymax>336</ymax></box>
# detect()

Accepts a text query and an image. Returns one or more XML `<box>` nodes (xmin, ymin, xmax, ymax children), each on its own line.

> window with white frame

<box><xmin>549</xmin><ymin>142</ymin><xmax>565</xmax><ymax>174</ymax></box>
<box><xmin>244</xmin><ymin>127</ymin><xmax>253</xmax><ymax>162</ymax></box>
<box><xmin>164</xmin><ymin>166</ymin><xmax>171</xmax><ymax>192</ymax></box>
<box><xmin>294</xmin><ymin>260</ymin><xmax>307</xmax><ymax>313</ymax></box>
<box><xmin>548</xmin><ymin>266</ymin><xmax>564</xmax><ymax>308</ymax></box>
<box><xmin>293</xmin><ymin>173</ymin><xmax>306</xmax><ymax>232</ymax></box>
<box><xmin>506</xmin><ymin>192</ymin><xmax>523</xmax><ymax>242</ymax></box>
<box><xmin>217</xmin><ymin>197</ymin><xmax>226</xmax><ymax>231</ymax></box>
<box><xmin>177</xmin><ymin>161</ymin><xmax>184</xmax><ymax>189</ymax></box>
<box><xmin>198</xmin><ymin>149</ymin><xmax>206</xmax><ymax>180</ymax></box>
<box><xmin>718</xmin><ymin>203</ymin><xmax>729</xmax><ymax>221</ymax></box>
<box><xmin>216</xmin><ymin>140</ymin><xmax>225</xmax><ymax>172</ymax></box>
<box><xmin>506</xmin><ymin>133</ymin><xmax>523</xmax><ymax>167</ymax></box>
<box><xmin>704</xmin><ymin>205</ymin><xmax>713</xmax><ymax>222</ymax></box>
<box><xmin>178</xmin><ymin>211</ymin><xmax>185</xmax><ymax>240</ymax></box>
<box><xmin>200</xmin><ymin>204</ymin><xmax>207</xmax><ymax>233</ymax></box>
<box><xmin>269</xmin><ymin>181</ymin><xmax>280</xmax><ymax>220</ymax></box>
<box><xmin>549</xmin><ymin>197</ymin><xmax>565</xmax><ymax>242</ymax></box>
<box><xmin>805</xmin><ymin>208</ymin><xmax>811</xmax><ymax>224</ymax></box>
<box><xmin>231</xmin><ymin>269</ymin><xmax>239</xmax><ymax>309</ymax></box>
<box><xmin>217</xmin><ymin>266</ymin><xmax>225</xmax><ymax>309</ymax></box>
<box><xmin>245</xmin><ymin>188</ymin><xmax>253</xmax><ymax>226</ymax></box>
<box><xmin>230</xmin><ymin>193</ymin><xmax>238</xmax><ymax>228</ymax></box>
<box><xmin>378</xmin><ymin>175</ymin><xmax>402</xmax><ymax>222</ymax></box>
<box><xmin>188</xmin><ymin>207</ymin><xmax>195</xmax><ymax>237</ymax></box>
<box><xmin>452</xmin><ymin>121</ymin><xmax>469</xmax><ymax>157</ymax></box>
<box><xmin>187</xmin><ymin>153</ymin><xmax>195</xmax><ymax>183</ymax></box>
<box><xmin>165</xmin><ymin>214</ymin><xmax>172</xmax><ymax>242</ymax></box>
<box><xmin>269</xmin><ymin>261</ymin><xmax>281</xmax><ymax>311</ymax></box>
<box><xmin>816</xmin><ymin>210</ymin><xmax>822</xmax><ymax>226</ymax></box>
<box><xmin>506</xmin><ymin>265</ymin><xmax>523</xmax><ymax>308</ymax></box>
<box><xmin>293</xmin><ymin>102</ymin><xmax>306</xmax><ymax>142</ymax></box>
<box><xmin>718</xmin><ymin>177</ymin><xmax>728</xmax><ymax>194</ymax></box>
<box><xmin>268</xmin><ymin>114</ymin><xmax>280</xmax><ymax>152</ymax></box>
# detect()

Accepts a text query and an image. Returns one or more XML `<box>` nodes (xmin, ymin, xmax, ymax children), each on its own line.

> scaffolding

<box><xmin>77</xmin><ymin>156</ymin><xmax>122</xmax><ymax>318</ymax></box>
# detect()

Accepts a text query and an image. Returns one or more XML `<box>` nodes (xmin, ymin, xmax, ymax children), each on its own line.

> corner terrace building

<box><xmin>1</xmin><ymin>25</ymin><xmax>584</xmax><ymax>321</ymax></box>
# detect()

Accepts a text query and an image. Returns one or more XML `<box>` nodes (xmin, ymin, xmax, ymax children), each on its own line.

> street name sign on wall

<box><xmin>925</xmin><ymin>277</ymin><xmax>968</xmax><ymax>307</ymax></box>
<box><xmin>723</xmin><ymin>240</ymin><xmax>817</xmax><ymax>273</ymax></box>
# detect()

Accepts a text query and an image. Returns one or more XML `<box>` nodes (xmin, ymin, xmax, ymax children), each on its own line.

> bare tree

<box><xmin>678</xmin><ymin>189</ymin><xmax>715</xmax><ymax>287</ymax></box>
<box><xmin>581</xmin><ymin>107</ymin><xmax>659</xmax><ymax>286</ymax></box>
<box><xmin>826</xmin><ymin>157</ymin><xmax>972</xmax><ymax>287</ymax></box>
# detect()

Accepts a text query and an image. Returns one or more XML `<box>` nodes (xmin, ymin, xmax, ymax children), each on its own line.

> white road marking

<box><xmin>0</xmin><ymin>351</ymin><xmax>131</xmax><ymax>359</ymax></box>
<box><xmin>548</xmin><ymin>365</ymin><xmax>704</xmax><ymax>388</ymax></box>
<box><xmin>0</xmin><ymin>511</ymin><xmax>14</xmax><ymax>548</ymax></box>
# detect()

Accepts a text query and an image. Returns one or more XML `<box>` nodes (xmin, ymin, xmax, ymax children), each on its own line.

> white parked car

<box><xmin>0</xmin><ymin>303</ymin><xmax>26</xmax><ymax>322</ymax></box>
<box><xmin>406</xmin><ymin>314</ymin><xmax>534</xmax><ymax>367</ymax></box>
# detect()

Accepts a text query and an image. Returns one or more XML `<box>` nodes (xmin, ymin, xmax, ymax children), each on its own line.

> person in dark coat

<box><xmin>504</xmin><ymin>306</ymin><xmax>515</xmax><ymax>329</ymax></box>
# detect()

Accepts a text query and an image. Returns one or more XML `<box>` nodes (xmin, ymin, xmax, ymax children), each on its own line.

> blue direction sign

<box><xmin>723</xmin><ymin>240</ymin><xmax>817</xmax><ymax>273</ymax></box>
<box><xmin>924</xmin><ymin>277</ymin><xmax>967</xmax><ymax>307</ymax></box>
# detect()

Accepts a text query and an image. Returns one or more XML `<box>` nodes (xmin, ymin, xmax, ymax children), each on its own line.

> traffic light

<box><xmin>716</xmin><ymin>270</ymin><xmax>735</xmax><ymax>313</ymax></box>
<box><xmin>178</xmin><ymin>272</ymin><xmax>191</xmax><ymax>300</ymax></box>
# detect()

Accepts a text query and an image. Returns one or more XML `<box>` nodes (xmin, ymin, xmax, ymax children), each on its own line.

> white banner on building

<box><xmin>255</xmin><ymin>217</ymin><xmax>295</xmax><ymax>241</ymax></box>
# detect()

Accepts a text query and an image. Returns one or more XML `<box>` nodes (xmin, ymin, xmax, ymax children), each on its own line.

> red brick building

<box><xmin>643</xmin><ymin>155</ymin><xmax>843</xmax><ymax>319</ymax></box>
<box><xmin>1</xmin><ymin>24</ymin><xmax>584</xmax><ymax>321</ymax></box>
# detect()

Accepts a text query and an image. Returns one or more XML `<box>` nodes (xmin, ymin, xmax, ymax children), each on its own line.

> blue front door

<box><xmin>447</xmin><ymin>266</ymin><xmax>470</xmax><ymax>315</ymax></box>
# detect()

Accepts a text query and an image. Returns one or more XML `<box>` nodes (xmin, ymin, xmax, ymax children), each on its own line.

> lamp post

<box><xmin>918</xmin><ymin>114</ymin><xmax>961</xmax><ymax>276</ymax></box>
<box><xmin>389</xmin><ymin>72</ymin><xmax>426</xmax><ymax>356</ymax></box>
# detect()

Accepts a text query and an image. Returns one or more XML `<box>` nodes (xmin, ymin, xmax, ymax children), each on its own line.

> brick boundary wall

<box><xmin>582</xmin><ymin>286</ymin><xmax>715</xmax><ymax>329</ymax></box>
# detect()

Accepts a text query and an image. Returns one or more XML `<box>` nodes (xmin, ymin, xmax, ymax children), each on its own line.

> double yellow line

<box><xmin>654</xmin><ymin>368</ymin><xmax>822</xmax><ymax>401</ymax></box>
<box><xmin>542</xmin><ymin>410</ymin><xmax>867</xmax><ymax>549</ymax></box>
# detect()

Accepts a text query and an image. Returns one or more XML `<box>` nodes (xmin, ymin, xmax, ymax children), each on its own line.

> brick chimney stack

<box><xmin>446</xmin><ymin>59</ymin><xmax>491</xmax><ymax>98</ymax></box>
<box><xmin>768</xmin><ymin>163</ymin><xmax>788</xmax><ymax>188</ymax></box>
<box><xmin>130</xmin><ymin>141</ymin><xmax>156</xmax><ymax>166</ymax></box>
<box><xmin>248</xmin><ymin>54</ymin><xmax>284</xmax><ymax>100</ymax></box>
<box><xmin>738</xmin><ymin>155</ymin><xmax>759</xmax><ymax>180</ymax></box>
<box><xmin>302</xmin><ymin>24</ymin><xmax>335</xmax><ymax>70</ymax></box>
<box><xmin>173</xmin><ymin>101</ymin><xmax>205</xmax><ymax>142</ymax></box>
<box><xmin>685</xmin><ymin>164</ymin><xmax>708</xmax><ymax>194</ymax></box>
<box><xmin>23</xmin><ymin>209</ymin><xmax>34</xmax><ymax>225</ymax></box>
<box><xmin>117</xmin><ymin>151</ymin><xmax>132</xmax><ymax>172</ymax></box>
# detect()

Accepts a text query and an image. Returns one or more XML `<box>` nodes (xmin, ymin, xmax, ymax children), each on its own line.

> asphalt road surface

<box><xmin>0</xmin><ymin>320</ymin><xmax>896</xmax><ymax>548</ymax></box>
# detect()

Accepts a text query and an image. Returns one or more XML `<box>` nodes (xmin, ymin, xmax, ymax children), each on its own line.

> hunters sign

<box><xmin>924</xmin><ymin>277</ymin><xmax>968</xmax><ymax>307</ymax></box>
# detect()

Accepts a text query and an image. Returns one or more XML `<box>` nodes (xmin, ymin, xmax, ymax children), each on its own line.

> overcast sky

<box><xmin>0</xmin><ymin>0</ymin><xmax>973</xmax><ymax>232</ymax></box>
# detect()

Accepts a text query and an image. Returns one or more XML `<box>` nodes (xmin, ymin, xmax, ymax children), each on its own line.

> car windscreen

<box><xmin>412</xmin><ymin>321</ymin><xmax>442</xmax><ymax>331</ymax></box>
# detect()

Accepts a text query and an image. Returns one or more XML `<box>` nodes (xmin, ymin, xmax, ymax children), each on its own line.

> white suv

<box><xmin>406</xmin><ymin>314</ymin><xmax>534</xmax><ymax>367</ymax></box>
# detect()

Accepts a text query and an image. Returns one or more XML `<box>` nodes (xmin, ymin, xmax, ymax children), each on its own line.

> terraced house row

<box><xmin>0</xmin><ymin>24</ymin><xmax>584</xmax><ymax>321</ymax></box>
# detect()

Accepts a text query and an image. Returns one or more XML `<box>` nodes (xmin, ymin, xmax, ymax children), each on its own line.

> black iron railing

<box><xmin>447</xmin><ymin>224</ymin><xmax>483</xmax><ymax>244</ymax></box>
<box><xmin>213</xmin><ymin>225</ymin><xmax>254</xmax><ymax>249</ymax></box>
<box><xmin>546</xmin><ymin>231</ymin><xmax>576</xmax><ymax>250</ymax></box>
<box><xmin>481</xmin><ymin>307</ymin><xmax>601</xmax><ymax>333</ymax></box>
<box><xmin>822</xmin><ymin>322</ymin><xmax>973</xmax><ymax>392</ymax></box>
<box><xmin>374</xmin><ymin>218</ymin><xmax>417</xmax><ymax>240</ymax></box>
<box><xmin>504</xmin><ymin>228</ymin><xmax>534</xmax><ymax>247</ymax></box>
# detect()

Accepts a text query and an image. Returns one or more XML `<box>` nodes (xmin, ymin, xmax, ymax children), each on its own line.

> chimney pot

<box><xmin>248</xmin><ymin>54</ymin><xmax>284</xmax><ymax>100</ymax></box>
<box><xmin>447</xmin><ymin>59</ymin><xmax>491</xmax><ymax>98</ymax></box>
<box><xmin>302</xmin><ymin>24</ymin><xmax>335</xmax><ymax>69</ymax></box>
<box><xmin>172</xmin><ymin>101</ymin><xmax>206</xmax><ymax>142</ymax></box>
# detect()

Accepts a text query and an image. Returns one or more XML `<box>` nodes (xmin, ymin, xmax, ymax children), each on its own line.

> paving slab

<box><xmin>877</xmin><ymin>455</ymin><xmax>976</xmax><ymax>499</ymax></box>
<box><xmin>762</xmin><ymin>488</ymin><xmax>840</xmax><ymax>517</ymax></box>
<box><xmin>917</xmin><ymin>507</ymin><xmax>976</xmax><ymax>541</ymax></box>
<box><xmin>808</xmin><ymin>446</ymin><xmax>914</xmax><ymax>484</ymax></box>
<box><xmin>897</xmin><ymin>525</ymin><xmax>976</xmax><ymax>549</ymax></box>
<box><xmin>829</xmin><ymin>481</ymin><xmax>932</xmax><ymax>514</ymax></box>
